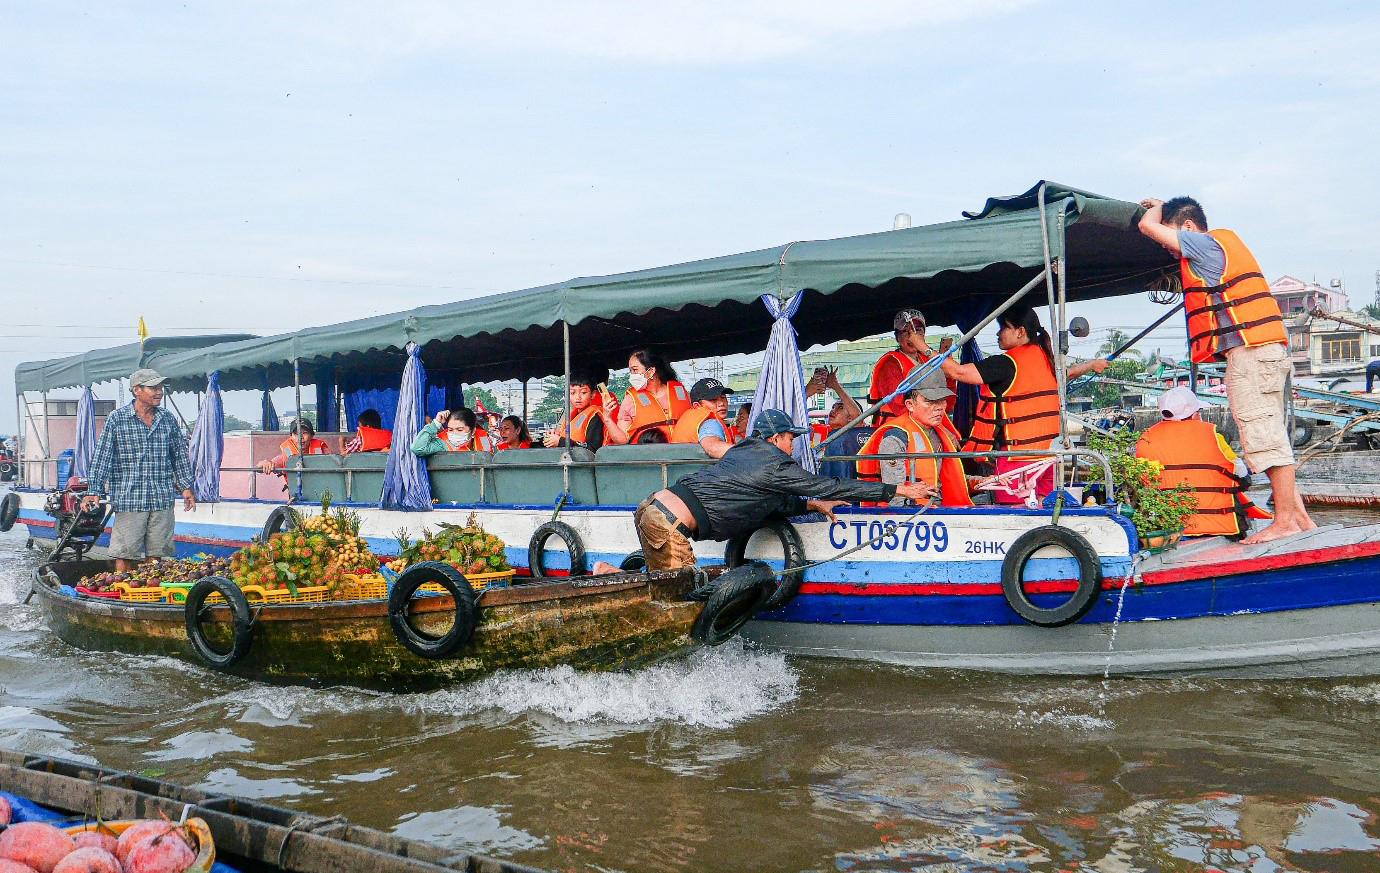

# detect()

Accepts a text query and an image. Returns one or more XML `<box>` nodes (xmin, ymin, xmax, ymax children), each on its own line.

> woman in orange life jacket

<box><xmin>868</xmin><ymin>309</ymin><xmax>956</xmax><ymax>423</ymax></box>
<box><xmin>411</xmin><ymin>407</ymin><xmax>493</xmax><ymax>455</ymax></box>
<box><xmin>258</xmin><ymin>418</ymin><xmax>331</xmax><ymax>474</ymax></box>
<box><xmin>544</xmin><ymin>370</ymin><xmax>628</xmax><ymax>451</ymax></box>
<box><xmin>857</xmin><ymin>368</ymin><xmax>973</xmax><ymax>507</ymax></box>
<box><xmin>932</xmin><ymin>304</ymin><xmax>1108</xmax><ymax>504</ymax></box>
<box><xmin>1135</xmin><ymin>386</ymin><xmax>1272</xmax><ymax>539</ymax></box>
<box><xmin>494</xmin><ymin>415</ymin><xmax>532</xmax><ymax>451</ymax></box>
<box><xmin>669</xmin><ymin>378</ymin><xmax>736</xmax><ymax>458</ymax></box>
<box><xmin>617</xmin><ymin>348</ymin><xmax>691</xmax><ymax>444</ymax></box>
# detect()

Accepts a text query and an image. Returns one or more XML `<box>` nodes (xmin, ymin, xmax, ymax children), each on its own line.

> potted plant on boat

<box><xmin>1086</xmin><ymin>427</ymin><xmax>1198</xmax><ymax>552</ymax></box>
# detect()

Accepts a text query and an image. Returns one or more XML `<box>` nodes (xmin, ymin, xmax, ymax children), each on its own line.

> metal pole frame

<box><xmin>292</xmin><ymin>358</ymin><xmax>304</xmax><ymax>501</ymax></box>
<box><xmin>41</xmin><ymin>390</ymin><xmax>50</xmax><ymax>490</ymax></box>
<box><xmin>14</xmin><ymin>391</ymin><xmax>24</xmax><ymax>488</ymax></box>
<box><xmin>1036</xmin><ymin>183</ymin><xmax>1069</xmax><ymax>488</ymax></box>
<box><xmin>560</xmin><ymin>321</ymin><xmax>573</xmax><ymax>497</ymax></box>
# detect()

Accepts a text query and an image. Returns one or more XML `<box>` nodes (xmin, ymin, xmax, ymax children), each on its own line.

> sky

<box><xmin>4</xmin><ymin>1</ymin><xmax>1379</xmax><ymax>432</ymax></box>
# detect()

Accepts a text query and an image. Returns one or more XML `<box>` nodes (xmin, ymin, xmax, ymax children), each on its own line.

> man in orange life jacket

<box><xmin>868</xmin><ymin>309</ymin><xmax>954</xmax><ymax>422</ymax></box>
<box><xmin>1138</xmin><ymin>196</ymin><xmax>1314</xmax><ymax>544</ymax></box>
<box><xmin>543</xmin><ymin>371</ymin><xmax>626</xmax><ymax>450</ymax></box>
<box><xmin>858</xmin><ymin>368</ymin><xmax>973</xmax><ymax>507</ymax></box>
<box><xmin>258</xmin><ymin>419</ymin><xmax>330</xmax><ymax>474</ymax></box>
<box><xmin>1135</xmin><ymin>386</ymin><xmax>1271</xmax><ymax>539</ymax></box>
<box><xmin>669</xmin><ymin>378</ymin><xmax>736</xmax><ymax>458</ymax></box>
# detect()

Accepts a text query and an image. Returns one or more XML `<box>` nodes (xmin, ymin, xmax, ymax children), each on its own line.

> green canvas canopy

<box><xmin>30</xmin><ymin>182</ymin><xmax>1177</xmax><ymax>393</ymax></box>
<box><xmin>14</xmin><ymin>335</ymin><xmax>257</xmax><ymax>394</ymax></box>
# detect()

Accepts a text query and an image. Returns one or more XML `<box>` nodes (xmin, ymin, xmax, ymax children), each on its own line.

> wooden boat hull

<box><xmin>0</xmin><ymin>748</ymin><xmax>552</xmax><ymax>873</ymax></box>
<box><xmin>33</xmin><ymin>560</ymin><xmax>708</xmax><ymax>690</ymax></box>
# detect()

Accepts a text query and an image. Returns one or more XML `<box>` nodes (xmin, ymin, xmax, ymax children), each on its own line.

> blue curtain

<box><xmin>379</xmin><ymin>344</ymin><xmax>433</xmax><ymax>510</ymax></box>
<box><xmin>260</xmin><ymin>390</ymin><xmax>280</xmax><ymax>431</ymax></box>
<box><xmin>950</xmin><ymin>298</ymin><xmax>988</xmax><ymax>439</ymax></box>
<box><xmin>342</xmin><ymin>368</ymin><xmax>465</xmax><ymax>432</ymax></box>
<box><xmin>188</xmin><ymin>371</ymin><xmax>224</xmax><ymax>502</ymax></box>
<box><xmin>748</xmin><ymin>291</ymin><xmax>816</xmax><ymax>472</ymax></box>
<box><xmin>73</xmin><ymin>386</ymin><xmax>96</xmax><ymax>479</ymax></box>
<box><xmin>314</xmin><ymin>364</ymin><xmax>337</xmax><ymax>433</ymax></box>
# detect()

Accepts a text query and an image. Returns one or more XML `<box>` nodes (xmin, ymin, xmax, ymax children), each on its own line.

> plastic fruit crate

<box><xmin>337</xmin><ymin>573</ymin><xmax>388</xmax><ymax>601</ymax></box>
<box><xmin>112</xmin><ymin>582</ymin><xmax>168</xmax><ymax>602</ymax></box>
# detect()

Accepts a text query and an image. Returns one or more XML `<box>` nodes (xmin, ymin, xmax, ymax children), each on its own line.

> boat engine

<box><xmin>44</xmin><ymin>477</ymin><xmax>110</xmax><ymax>561</ymax></box>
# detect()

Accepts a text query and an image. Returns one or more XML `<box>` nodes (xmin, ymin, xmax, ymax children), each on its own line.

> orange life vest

<box><xmin>962</xmin><ymin>343</ymin><xmax>1060</xmax><ymax>459</ymax></box>
<box><xmin>279</xmin><ymin>436</ymin><xmax>329</xmax><ymax>458</ymax></box>
<box><xmin>868</xmin><ymin>349</ymin><xmax>957</xmax><ymax>420</ymax></box>
<box><xmin>356</xmin><ymin>425</ymin><xmax>392</xmax><ymax>452</ymax></box>
<box><xmin>670</xmin><ymin>405</ymin><xmax>733</xmax><ymax>445</ymax></box>
<box><xmin>565</xmin><ymin>404</ymin><xmax>609</xmax><ymax>447</ymax></box>
<box><xmin>1181</xmin><ymin>229</ymin><xmax>1287</xmax><ymax>364</ymax></box>
<box><xmin>494</xmin><ymin>440</ymin><xmax>531</xmax><ymax>451</ymax></box>
<box><xmin>626</xmin><ymin>380</ymin><xmax>691</xmax><ymax>443</ymax></box>
<box><xmin>857</xmin><ymin>413</ymin><xmax>972</xmax><ymax>507</ymax></box>
<box><xmin>444</xmin><ymin>428</ymin><xmax>492</xmax><ymax>452</ymax></box>
<box><xmin>1135</xmin><ymin>418</ymin><xmax>1270</xmax><ymax>537</ymax></box>
<box><xmin>810</xmin><ymin>422</ymin><xmax>830</xmax><ymax>445</ymax></box>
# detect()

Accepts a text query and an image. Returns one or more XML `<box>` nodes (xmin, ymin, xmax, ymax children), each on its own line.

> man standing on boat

<box><xmin>868</xmin><ymin>309</ymin><xmax>954</xmax><ymax>422</ymax></box>
<box><xmin>80</xmin><ymin>369</ymin><xmax>195</xmax><ymax>574</ymax></box>
<box><xmin>634</xmin><ymin>408</ymin><xmax>932</xmax><ymax>571</ymax></box>
<box><xmin>1138</xmin><ymin>197</ymin><xmax>1315</xmax><ymax>544</ymax></box>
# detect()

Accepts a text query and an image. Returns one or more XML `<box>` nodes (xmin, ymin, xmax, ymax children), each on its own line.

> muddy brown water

<box><xmin>3</xmin><ymin>511</ymin><xmax>1380</xmax><ymax>873</ymax></box>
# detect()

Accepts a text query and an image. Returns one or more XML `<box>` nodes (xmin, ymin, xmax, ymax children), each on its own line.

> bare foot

<box><xmin>1240</xmin><ymin>522</ymin><xmax>1304</xmax><ymax>545</ymax></box>
<box><xmin>590</xmin><ymin>560</ymin><xmax>621</xmax><ymax>575</ymax></box>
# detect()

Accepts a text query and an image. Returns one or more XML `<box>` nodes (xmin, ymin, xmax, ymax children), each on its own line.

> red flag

<box><xmin>474</xmin><ymin>399</ymin><xmax>488</xmax><ymax>414</ymax></box>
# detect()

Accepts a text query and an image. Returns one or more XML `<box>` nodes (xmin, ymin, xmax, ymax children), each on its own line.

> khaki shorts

<box><xmin>634</xmin><ymin>498</ymin><xmax>696</xmax><ymax>572</ymax></box>
<box><xmin>1225</xmin><ymin>342</ymin><xmax>1294</xmax><ymax>473</ymax></box>
<box><xmin>108</xmin><ymin>508</ymin><xmax>176</xmax><ymax>560</ymax></box>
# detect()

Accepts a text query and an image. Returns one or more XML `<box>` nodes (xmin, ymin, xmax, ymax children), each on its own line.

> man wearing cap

<box><xmin>868</xmin><ymin>309</ymin><xmax>954</xmax><ymax>422</ymax></box>
<box><xmin>669</xmin><ymin>378</ymin><xmax>736</xmax><ymax>458</ymax></box>
<box><xmin>1135</xmin><ymin>386</ymin><xmax>1270</xmax><ymax>539</ymax></box>
<box><xmin>858</xmin><ymin>368</ymin><xmax>973</xmax><ymax>507</ymax></box>
<box><xmin>635</xmin><ymin>408</ymin><xmax>933</xmax><ymax>571</ymax></box>
<box><xmin>81</xmin><ymin>369</ymin><xmax>196</xmax><ymax>573</ymax></box>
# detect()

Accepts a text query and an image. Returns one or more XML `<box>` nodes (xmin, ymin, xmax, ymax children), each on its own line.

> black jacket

<box><xmin>668</xmin><ymin>438</ymin><xmax>897</xmax><ymax>542</ymax></box>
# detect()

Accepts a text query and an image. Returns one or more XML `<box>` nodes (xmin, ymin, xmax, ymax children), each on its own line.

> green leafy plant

<box><xmin>1086</xmin><ymin>426</ymin><xmax>1198</xmax><ymax>537</ymax></box>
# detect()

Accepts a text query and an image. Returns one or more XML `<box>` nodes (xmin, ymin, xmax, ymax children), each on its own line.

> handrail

<box><xmin>819</xmin><ymin>446</ymin><xmax>1116</xmax><ymax>501</ymax></box>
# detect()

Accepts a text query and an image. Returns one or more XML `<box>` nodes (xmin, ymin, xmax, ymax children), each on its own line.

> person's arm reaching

<box><xmin>1137</xmin><ymin>198</ymin><xmax>1180</xmax><ymax>254</ymax></box>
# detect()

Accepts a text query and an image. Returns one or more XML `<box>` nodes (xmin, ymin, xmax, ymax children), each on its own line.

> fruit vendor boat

<box><xmin>0</xmin><ymin>747</ymin><xmax>553</xmax><ymax>873</ymax></box>
<box><xmin>10</xmin><ymin>181</ymin><xmax>1380</xmax><ymax>678</ymax></box>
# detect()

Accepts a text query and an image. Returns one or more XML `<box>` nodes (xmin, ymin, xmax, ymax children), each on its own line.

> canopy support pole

<box><xmin>560</xmin><ymin>320</ymin><xmax>572</xmax><ymax>498</ymax></box>
<box><xmin>819</xmin><ymin>270</ymin><xmax>1048</xmax><ymax>451</ymax></box>
<box><xmin>1036</xmin><ymin>183</ymin><xmax>1069</xmax><ymax>489</ymax></box>
<box><xmin>293</xmin><ymin>358</ymin><xmax>304</xmax><ymax>501</ymax></box>
<box><xmin>41</xmin><ymin>391</ymin><xmax>50</xmax><ymax>489</ymax></box>
<box><xmin>15</xmin><ymin>391</ymin><xmax>29</xmax><ymax>488</ymax></box>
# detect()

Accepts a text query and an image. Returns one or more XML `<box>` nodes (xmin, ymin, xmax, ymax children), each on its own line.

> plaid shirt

<box><xmin>86</xmin><ymin>402</ymin><xmax>194</xmax><ymax>512</ymax></box>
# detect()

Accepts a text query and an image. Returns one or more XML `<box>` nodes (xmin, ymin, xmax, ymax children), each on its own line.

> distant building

<box><xmin>1272</xmin><ymin>277</ymin><xmax>1380</xmax><ymax>379</ymax></box>
<box><xmin>1271</xmin><ymin>275</ymin><xmax>1348</xmax><ymax>316</ymax></box>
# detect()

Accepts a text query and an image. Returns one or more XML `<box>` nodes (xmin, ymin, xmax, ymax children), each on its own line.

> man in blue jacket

<box><xmin>635</xmin><ymin>408</ymin><xmax>931</xmax><ymax>571</ymax></box>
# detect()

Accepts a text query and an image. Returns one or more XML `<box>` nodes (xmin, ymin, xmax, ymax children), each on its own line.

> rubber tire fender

<box><xmin>724</xmin><ymin>519</ymin><xmax>807</xmax><ymax>611</ymax></box>
<box><xmin>0</xmin><ymin>492</ymin><xmax>19</xmax><ymax>532</ymax></box>
<box><xmin>260</xmin><ymin>505</ymin><xmax>296</xmax><ymax>541</ymax></box>
<box><xmin>1290</xmin><ymin>418</ymin><xmax>1314</xmax><ymax>448</ymax></box>
<box><xmin>619</xmin><ymin>550</ymin><xmax>647</xmax><ymax>573</ymax></box>
<box><xmin>690</xmin><ymin>561</ymin><xmax>776</xmax><ymax>646</ymax></box>
<box><xmin>184</xmin><ymin>576</ymin><xmax>255</xmax><ymax>669</ymax></box>
<box><xmin>1000</xmin><ymin>525</ymin><xmax>1101</xmax><ymax>628</ymax></box>
<box><xmin>0</xmin><ymin>460</ymin><xmax>15</xmax><ymax>481</ymax></box>
<box><xmin>388</xmin><ymin>561</ymin><xmax>477</xmax><ymax>659</ymax></box>
<box><xmin>527</xmin><ymin>521</ymin><xmax>588</xmax><ymax>578</ymax></box>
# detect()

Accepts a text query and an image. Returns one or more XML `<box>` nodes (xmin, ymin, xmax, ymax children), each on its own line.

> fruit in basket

<box><xmin>0</xmin><ymin>821</ymin><xmax>77</xmax><ymax>873</ymax></box>
<box><xmin>70</xmin><ymin>833</ymin><xmax>116</xmax><ymax>855</ymax></box>
<box><xmin>122</xmin><ymin>829</ymin><xmax>195</xmax><ymax>873</ymax></box>
<box><xmin>52</xmin><ymin>847</ymin><xmax>121</xmax><ymax>873</ymax></box>
<box><xmin>0</xmin><ymin>795</ymin><xmax>9</xmax><ymax>825</ymax></box>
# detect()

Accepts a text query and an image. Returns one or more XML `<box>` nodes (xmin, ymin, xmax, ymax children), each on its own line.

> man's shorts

<box><xmin>108</xmin><ymin>508</ymin><xmax>176</xmax><ymax>560</ymax></box>
<box><xmin>1225</xmin><ymin>342</ymin><xmax>1295</xmax><ymax>473</ymax></box>
<box><xmin>633</xmin><ymin>498</ymin><xmax>696</xmax><ymax>572</ymax></box>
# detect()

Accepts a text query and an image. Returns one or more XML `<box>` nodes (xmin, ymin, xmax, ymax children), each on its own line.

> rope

<box><xmin>277</xmin><ymin>815</ymin><xmax>347</xmax><ymax>868</ymax></box>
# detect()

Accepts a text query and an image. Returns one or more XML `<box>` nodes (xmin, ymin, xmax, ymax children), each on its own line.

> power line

<box><xmin>0</xmin><ymin>257</ymin><xmax>494</xmax><ymax>291</ymax></box>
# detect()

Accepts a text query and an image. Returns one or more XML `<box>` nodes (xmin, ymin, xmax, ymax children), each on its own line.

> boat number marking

<box><xmin>828</xmin><ymin>521</ymin><xmax>948</xmax><ymax>553</ymax></box>
<box><xmin>964</xmin><ymin>540</ymin><xmax>1007</xmax><ymax>555</ymax></box>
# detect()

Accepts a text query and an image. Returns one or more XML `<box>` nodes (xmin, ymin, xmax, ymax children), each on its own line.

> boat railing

<box><xmin>819</xmin><ymin>447</ymin><xmax>1117</xmax><ymax>502</ymax></box>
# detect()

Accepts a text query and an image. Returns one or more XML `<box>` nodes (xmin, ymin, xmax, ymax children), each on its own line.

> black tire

<box><xmin>388</xmin><ymin>561</ymin><xmax>477</xmax><ymax>659</ymax></box>
<box><xmin>1000</xmin><ymin>526</ymin><xmax>1101</xmax><ymax>628</ymax></box>
<box><xmin>260</xmin><ymin>505</ymin><xmax>295</xmax><ymax>541</ymax></box>
<box><xmin>725</xmin><ymin>520</ymin><xmax>807</xmax><ymax>611</ymax></box>
<box><xmin>527</xmin><ymin>521</ymin><xmax>588</xmax><ymax>578</ymax></box>
<box><xmin>184</xmin><ymin>577</ymin><xmax>254</xmax><ymax>669</ymax></box>
<box><xmin>0</xmin><ymin>461</ymin><xmax>15</xmax><ymax>481</ymax></box>
<box><xmin>0</xmin><ymin>492</ymin><xmax>19</xmax><ymax>532</ymax></box>
<box><xmin>691</xmin><ymin>561</ymin><xmax>776</xmax><ymax>646</ymax></box>
<box><xmin>619</xmin><ymin>550</ymin><xmax>646</xmax><ymax>573</ymax></box>
<box><xmin>1290</xmin><ymin>418</ymin><xmax>1314</xmax><ymax>448</ymax></box>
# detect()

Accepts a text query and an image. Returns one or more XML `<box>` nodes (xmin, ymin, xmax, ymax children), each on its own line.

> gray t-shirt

<box><xmin>879</xmin><ymin>427</ymin><xmax>943</xmax><ymax>506</ymax></box>
<box><xmin>1178</xmin><ymin>230</ymin><xmax>1243</xmax><ymax>353</ymax></box>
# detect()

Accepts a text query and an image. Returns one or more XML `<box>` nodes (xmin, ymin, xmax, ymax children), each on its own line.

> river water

<box><xmin>4</xmin><ymin>518</ymin><xmax>1380</xmax><ymax>873</ymax></box>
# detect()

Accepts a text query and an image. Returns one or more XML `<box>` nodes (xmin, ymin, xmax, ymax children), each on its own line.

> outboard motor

<box><xmin>44</xmin><ymin>477</ymin><xmax>110</xmax><ymax>561</ymax></box>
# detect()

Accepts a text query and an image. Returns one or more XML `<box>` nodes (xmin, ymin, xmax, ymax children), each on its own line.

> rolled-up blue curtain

<box><xmin>380</xmin><ymin>344</ymin><xmax>433</xmax><ymax>510</ymax></box>
<box><xmin>314</xmin><ymin>364</ymin><xmax>337</xmax><ymax>433</ymax></box>
<box><xmin>188</xmin><ymin>371</ymin><xmax>224</xmax><ymax>502</ymax></box>
<box><xmin>747</xmin><ymin>291</ymin><xmax>816</xmax><ymax>473</ymax></box>
<box><xmin>73</xmin><ymin>386</ymin><xmax>96</xmax><ymax>479</ymax></box>
<box><xmin>260</xmin><ymin>390</ymin><xmax>280</xmax><ymax>431</ymax></box>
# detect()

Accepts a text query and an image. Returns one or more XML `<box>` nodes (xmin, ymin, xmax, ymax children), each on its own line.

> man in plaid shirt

<box><xmin>81</xmin><ymin>368</ymin><xmax>196</xmax><ymax>572</ymax></box>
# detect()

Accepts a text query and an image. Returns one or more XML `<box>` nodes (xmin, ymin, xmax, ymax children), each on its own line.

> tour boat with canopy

<box><xmin>9</xmin><ymin>181</ymin><xmax>1380</xmax><ymax>679</ymax></box>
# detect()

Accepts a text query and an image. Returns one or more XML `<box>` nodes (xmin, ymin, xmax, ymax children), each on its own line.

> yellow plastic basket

<box><xmin>259</xmin><ymin>585</ymin><xmax>330</xmax><ymax>604</ymax></box>
<box><xmin>65</xmin><ymin>818</ymin><xmax>215</xmax><ymax>873</ymax></box>
<box><xmin>337</xmin><ymin>573</ymin><xmax>388</xmax><ymax>600</ymax></box>
<box><xmin>112</xmin><ymin>582</ymin><xmax>168</xmax><ymax>603</ymax></box>
<box><xmin>415</xmin><ymin>567</ymin><xmax>515</xmax><ymax>594</ymax></box>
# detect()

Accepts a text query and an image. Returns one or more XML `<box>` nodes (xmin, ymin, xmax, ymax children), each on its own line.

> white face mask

<box><xmin>628</xmin><ymin>373</ymin><xmax>649</xmax><ymax>391</ymax></box>
<box><xmin>447</xmin><ymin>429</ymin><xmax>471</xmax><ymax>445</ymax></box>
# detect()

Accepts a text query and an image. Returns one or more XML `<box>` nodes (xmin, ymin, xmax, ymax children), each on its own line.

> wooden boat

<box><xmin>32</xmin><ymin>559</ymin><xmax>725</xmax><ymax>690</ymax></box>
<box><xmin>0</xmin><ymin>747</ymin><xmax>553</xmax><ymax>873</ymax></box>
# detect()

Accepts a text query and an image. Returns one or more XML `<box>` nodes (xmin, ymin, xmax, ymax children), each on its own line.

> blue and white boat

<box><xmin>9</xmin><ymin>181</ymin><xmax>1380</xmax><ymax>678</ymax></box>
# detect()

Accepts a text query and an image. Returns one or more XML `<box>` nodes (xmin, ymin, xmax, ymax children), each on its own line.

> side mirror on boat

<box><xmin>1069</xmin><ymin>317</ymin><xmax>1090</xmax><ymax>338</ymax></box>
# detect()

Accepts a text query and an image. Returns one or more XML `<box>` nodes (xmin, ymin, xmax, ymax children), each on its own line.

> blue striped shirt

<box><xmin>86</xmin><ymin>403</ymin><xmax>194</xmax><ymax>512</ymax></box>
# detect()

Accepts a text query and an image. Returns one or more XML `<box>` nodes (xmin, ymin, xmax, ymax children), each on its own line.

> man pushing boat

<box><xmin>634</xmin><ymin>408</ymin><xmax>931</xmax><ymax>571</ymax></box>
<box><xmin>1138</xmin><ymin>196</ymin><xmax>1315</xmax><ymax>543</ymax></box>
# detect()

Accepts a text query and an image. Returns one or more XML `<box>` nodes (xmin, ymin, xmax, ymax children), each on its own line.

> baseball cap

<box><xmin>750</xmin><ymin>408</ymin><xmax>809</xmax><ymax>439</ymax></box>
<box><xmin>893</xmin><ymin>308</ymin><xmax>926</xmax><ymax>332</ymax></box>
<box><xmin>129</xmin><ymin>368</ymin><xmax>168</xmax><ymax>387</ymax></box>
<box><xmin>1158</xmin><ymin>386</ymin><xmax>1206</xmax><ymax>421</ymax></box>
<box><xmin>690</xmin><ymin>377</ymin><xmax>734</xmax><ymax>403</ymax></box>
<box><xmin>911</xmin><ymin>367</ymin><xmax>955</xmax><ymax>402</ymax></box>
